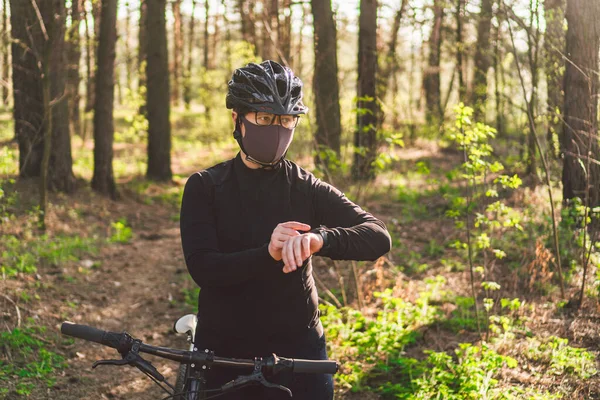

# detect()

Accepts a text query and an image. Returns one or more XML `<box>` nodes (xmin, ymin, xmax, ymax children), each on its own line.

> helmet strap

<box><xmin>233</xmin><ymin>115</ymin><xmax>285</xmax><ymax>169</ymax></box>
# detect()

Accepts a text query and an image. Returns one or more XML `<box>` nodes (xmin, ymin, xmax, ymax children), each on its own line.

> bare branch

<box><xmin>30</xmin><ymin>0</ymin><xmax>48</xmax><ymax>41</ymax></box>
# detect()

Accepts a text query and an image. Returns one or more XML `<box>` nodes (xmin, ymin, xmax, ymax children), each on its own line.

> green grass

<box><xmin>0</xmin><ymin>324</ymin><xmax>68</xmax><ymax>397</ymax></box>
<box><xmin>1</xmin><ymin>233</ymin><xmax>99</xmax><ymax>278</ymax></box>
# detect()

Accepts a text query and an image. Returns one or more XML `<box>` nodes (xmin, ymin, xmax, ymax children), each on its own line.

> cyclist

<box><xmin>179</xmin><ymin>60</ymin><xmax>391</xmax><ymax>399</ymax></box>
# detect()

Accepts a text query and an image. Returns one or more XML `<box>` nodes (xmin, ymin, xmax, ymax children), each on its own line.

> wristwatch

<box><xmin>311</xmin><ymin>226</ymin><xmax>330</xmax><ymax>253</ymax></box>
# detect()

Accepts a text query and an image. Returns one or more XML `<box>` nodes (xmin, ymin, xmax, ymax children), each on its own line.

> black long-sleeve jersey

<box><xmin>180</xmin><ymin>153</ymin><xmax>391</xmax><ymax>343</ymax></box>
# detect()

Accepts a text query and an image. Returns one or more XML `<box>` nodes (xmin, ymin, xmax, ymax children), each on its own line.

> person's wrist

<box><xmin>310</xmin><ymin>232</ymin><xmax>324</xmax><ymax>252</ymax></box>
<box><xmin>267</xmin><ymin>242</ymin><xmax>278</xmax><ymax>260</ymax></box>
<box><xmin>310</xmin><ymin>226</ymin><xmax>329</xmax><ymax>254</ymax></box>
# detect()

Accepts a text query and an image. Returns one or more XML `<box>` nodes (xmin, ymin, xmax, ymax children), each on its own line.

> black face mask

<box><xmin>236</xmin><ymin>116</ymin><xmax>294</xmax><ymax>166</ymax></box>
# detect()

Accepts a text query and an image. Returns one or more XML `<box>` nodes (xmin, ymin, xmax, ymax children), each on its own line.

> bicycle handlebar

<box><xmin>61</xmin><ymin>322</ymin><xmax>338</xmax><ymax>375</ymax></box>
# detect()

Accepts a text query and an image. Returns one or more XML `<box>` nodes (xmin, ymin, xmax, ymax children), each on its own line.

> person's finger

<box><xmin>285</xmin><ymin>239</ymin><xmax>296</xmax><ymax>270</ymax></box>
<box><xmin>274</xmin><ymin>227</ymin><xmax>302</xmax><ymax>239</ymax></box>
<box><xmin>302</xmin><ymin>235</ymin><xmax>311</xmax><ymax>260</ymax></box>
<box><xmin>280</xmin><ymin>221</ymin><xmax>311</xmax><ymax>231</ymax></box>
<box><xmin>281</xmin><ymin>240</ymin><xmax>290</xmax><ymax>268</ymax></box>
<box><xmin>294</xmin><ymin>236</ymin><xmax>303</xmax><ymax>266</ymax></box>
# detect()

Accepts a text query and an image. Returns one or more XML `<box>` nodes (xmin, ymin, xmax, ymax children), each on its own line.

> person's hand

<box><xmin>268</xmin><ymin>221</ymin><xmax>311</xmax><ymax>261</ymax></box>
<box><xmin>281</xmin><ymin>232</ymin><xmax>324</xmax><ymax>273</ymax></box>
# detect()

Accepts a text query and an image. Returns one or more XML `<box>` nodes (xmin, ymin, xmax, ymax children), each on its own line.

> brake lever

<box><xmin>221</xmin><ymin>372</ymin><xmax>292</xmax><ymax>397</ymax></box>
<box><xmin>92</xmin><ymin>358</ymin><xmax>129</xmax><ymax>368</ymax></box>
<box><xmin>91</xmin><ymin>339</ymin><xmax>167</xmax><ymax>384</ymax></box>
<box><xmin>221</xmin><ymin>356</ymin><xmax>292</xmax><ymax>397</ymax></box>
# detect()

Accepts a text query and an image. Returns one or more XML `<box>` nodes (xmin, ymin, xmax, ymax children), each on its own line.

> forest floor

<box><xmin>2</xmin><ymin>129</ymin><xmax>600</xmax><ymax>399</ymax></box>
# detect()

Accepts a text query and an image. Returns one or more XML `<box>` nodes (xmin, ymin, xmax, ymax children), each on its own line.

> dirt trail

<box><xmin>35</xmin><ymin>194</ymin><xmax>191</xmax><ymax>400</ymax></box>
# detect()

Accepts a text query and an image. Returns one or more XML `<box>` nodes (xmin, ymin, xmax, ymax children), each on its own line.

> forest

<box><xmin>0</xmin><ymin>0</ymin><xmax>599</xmax><ymax>398</ymax></box>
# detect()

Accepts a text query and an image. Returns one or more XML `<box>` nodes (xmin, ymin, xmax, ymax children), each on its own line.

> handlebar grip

<box><xmin>292</xmin><ymin>359</ymin><xmax>339</xmax><ymax>374</ymax></box>
<box><xmin>61</xmin><ymin>322</ymin><xmax>122</xmax><ymax>350</ymax></box>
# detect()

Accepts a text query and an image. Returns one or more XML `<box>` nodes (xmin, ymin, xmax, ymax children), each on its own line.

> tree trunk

<box><xmin>83</xmin><ymin>0</ymin><xmax>92</xmax><ymax>114</ymax></box>
<box><xmin>525</xmin><ymin>0</ymin><xmax>541</xmax><ymax>177</ymax></box>
<box><xmin>456</xmin><ymin>0</ymin><xmax>466</xmax><ymax>102</ymax></box>
<box><xmin>2</xmin><ymin>0</ymin><xmax>9</xmax><ymax>106</ymax></box>
<box><xmin>378</xmin><ymin>0</ymin><xmax>407</xmax><ymax>122</ymax></box>
<box><xmin>221</xmin><ymin>0</ymin><xmax>232</xmax><ymax>74</ymax></box>
<box><xmin>562</xmin><ymin>0</ymin><xmax>600</xmax><ymax>208</ymax></box>
<box><xmin>261</xmin><ymin>0</ymin><xmax>277</xmax><ymax>61</ymax></box>
<box><xmin>494</xmin><ymin>19</ymin><xmax>503</xmax><ymax>136</ymax></box>
<box><xmin>138</xmin><ymin>0</ymin><xmax>147</xmax><ymax>91</ymax></box>
<box><xmin>183</xmin><ymin>0</ymin><xmax>196</xmax><ymax>109</ymax></box>
<box><xmin>472</xmin><ymin>0</ymin><xmax>493</xmax><ymax>119</ymax></box>
<box><xmin>171</xmin><ymin>0</ymin><xmax>182</xmax><ymax>106</ymax></box>
<box><xmin>85</xmin><ymin>0</ymin><xmax>101</xmax><ymax>112</ymax></box>
<box><xmin>211</xmin><ymin>4</ymin><xmax>220</xmax><ymax>70</ymax></box>
<box><xmin>238</xmin><ymin>0</ymin><xmax>249</xmax><ymax>42</ymax></box>
<box><xmin>203</xmin><ymin>0</ymin><xmax>209</xmax><ymax>69</ymax></box>
<box><xmin>311</xmin><ymin>0</ymin><xmax>341</xmax><ymax>158</ymax></box>
<box><xmin>352</xmin><ymin>0</ymin><xmax>378</xmax><ymax>181</ymax></box>
<box><xmin>544</xmin><ymin>0</ymin><xmax>566</xmax><ymax>158</ymax></box>
<box><xmin>11</xmin><ymin>0</ymin><xmax>44</xmax><ymax>176</ymax></box>
<box><xmin>10</xmin><ymin>0</ymin><xmax>75</xmax><ymax>192</ymax></box>
<box><xmin>295</xmin><ymin>2</ymin><xmax>308</xmax><ymax>77</ymax></box>
<box><xmin>423</xmin><ymin>0</ymin><xmax>443</xmax><ymax>126</ymax></box>
<box><xmin>280</xmin><ymin>0</ymin><xmax>292</xmax><ymax>65</ymax></box>
<box><xmin>47</xmin><ymin>0</ymin><xmax>75</xmax><ymax>193</ymax></box>
<box><xmin>67</xmin><ymin>0</ymin><xmax>82</xmax><ymax>137</ymax></box>
<box><xmin>146</xmin><ymin>0</ymin><xmax>172</xmax><ymax>181</ymax></box>
<box><xmin>92</xmin><ymin>0</ymin><xmax>118</xmax><ymax>197</ymax></box>
<box><xmin>123</xmin><ymin>1</ymin><xmax>132</xmax><ymax>94</ymax></box>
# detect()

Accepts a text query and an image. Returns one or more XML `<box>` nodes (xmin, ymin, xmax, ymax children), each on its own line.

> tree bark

<box><xmin>84</xmin><ymin>0</ymin><xmax>101</xmax><ymax>112</ymax></box>
<box><xmin>123</xmin><ymin>1</ymin><xmax>132</xmax><ymax>94</ymax></box>
<box><xmin>562</xmin><ymin>0</ymin><xmax>600</xmax><ymax>208</ymax></box>
<box><xmin>92</xmin><ymin>0</ymin><xmax>118</xmax><ymax>197</ymax></box>
<box><xmin>311</xmin><ymin>0</ymin><xmax>341</xmax><ymax>158</ymax></box>
<box><xmin>10</xmin><ymin>0</ymin><xmax>75</xmax><ymax>193</ymax></box>
<box><xmin>204</xmin><ymin>0</ymin><xmax>209</xmax><ymax>69</ymax></box>
<box><xmin>47</xmin><ymin>0</ymin><xmax>75</xmax><ymax>193</ymax></box>
<box><xmin>472</xmin><ymin>0</ymin><xmax>493</xmax><ymax>119</ymax></box>
<box><xmin>83</xmin><ymin>0</ymin><xmax>92</xmax><ymax>113</ymax></box>
<box><xmin>280</xmin><ymin>0</ymin><xmax>292</xmax><ymax>65</ymax></box>
<box><xmin>2</xmin><ymin>0</ymin><xmax>9</xmax><ymax>106</ymax></box>
<box><xmin>295</xmin><ymin>2</ymin><xmax>308</xmax><ymax>77</ymax></box>
<box><xmin>423</xmin><ymin>0</ymin><xmax>443</xmax><ymax>125</ymax></box>
<box><xmin>261</xmin><ymin>0</ymin><xmax>277</xmax><ymax>61</ymax></box>
<box><xmin>352</xmin><ymin>0</ymin><xmax>378</xmax><ymax>181</ymax></box>
<box><xmin>544</xmin><ymin>0</ymin><xmax>566</xmax><ymax>158</ymax></box>
<box><xmin>67</xmin><ymin>0</ymin><xmax>82</xmax><ymax>137</ymax></box>
<box><xmin>138</xmin><ymin>0</ymin><xmax>147</xmax><ymax>91</ymax></box>
<box><xmin>378</xmin><ymin>0</ymin><xmax>407</xmax><ymax>122</ymax></box>
<box><xmin>171</xmin><ymin>0</ymin><xmax>182</xmax><ymax>106</ymax></box>
<box><xmin>146</xmin><ymin>0</ymin><xmax>172</xmax><ymax>181</ymax></box>
<box><xmin>11</xmin><ymin>0</ymin><xmax>44</xmax><ymax>175</ymax></box>
<box><xmin>184</xmin><ymin>0</ymin><xmax>196</xmax><ymax>109</ymax></box>
<box><xmin>456</xmin><ymin>0</ymin><xmax>466</xmax><ymax>102</ymax></box>
<box><xmin>525</xmin><ymin>0</ymin><xmax>541</xmax><ymax>177</ymax></box>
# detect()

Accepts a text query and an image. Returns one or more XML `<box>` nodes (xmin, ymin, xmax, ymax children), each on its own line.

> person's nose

<box><xmin>273</xmin><ymin>115</ymin><xmax>282</xmax><ymax>126</ymax></box>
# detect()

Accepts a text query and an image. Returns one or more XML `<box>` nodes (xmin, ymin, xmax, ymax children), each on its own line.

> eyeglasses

<box><xmin>248</xmin><ymin>112</ymin><xmax>300</xmax><ymax>129</ymax></box>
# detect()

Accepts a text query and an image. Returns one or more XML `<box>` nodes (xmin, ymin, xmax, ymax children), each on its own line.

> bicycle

<box><xmin>61</xmin><ymin>314</ymin><xmax>338</xmax><ymax>400</ymax></box>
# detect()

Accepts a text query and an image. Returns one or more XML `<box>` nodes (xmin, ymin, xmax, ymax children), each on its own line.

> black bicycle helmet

<box><xmin>226</xmin><ymin>60</ymin><xmax>308</xmax><ymax>115</ymax></box>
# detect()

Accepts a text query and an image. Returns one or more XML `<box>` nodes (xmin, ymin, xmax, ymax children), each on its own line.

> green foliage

<box><xmin>321</xmin><ymin>279</ymin><xmax>444</xmax><ymax>390</ymax></box>
<box><xmin>445</xmin><ymin>104</ymin><xmax>524</xmax><ymax>330</ymax></box>
<box><xmin>390</xmin><ymin>343</ymin><xmax>517</xmax><ymax>399</ymax></box>
<box><xmin>1</xmin><ymin>234</ymin><xmax>98</xmax><ymax>278</ymax></box>
<box><xmin>525</xmin><ymin>336</ymin><xmax>598</xmax><ymax>379</ymax></box>
<box><xmin>110</xmin><ymin>218</ymin><xmax>133</xmax><ymax>244</ymax></box>
<box><xmin>116</xmin><ymin>87</ymin><xmax>148</xmax><ymax>144</ymax></box>
<box><xmin>0</xmin><ymin>325</ymin><xmax>68</xmax><ymax>396</ymax></box>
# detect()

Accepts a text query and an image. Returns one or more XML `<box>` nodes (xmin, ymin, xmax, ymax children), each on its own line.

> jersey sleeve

<box><xmin>312</xmin><ymin>177</ymin><xmax>391</xmax><ymax>260</ymax></box>
<box><xmin>180</xmin><ymin>172</ymin><xmax>280</xmax><ymax>288</ymax></box>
